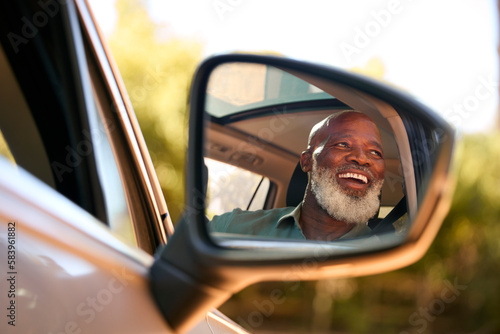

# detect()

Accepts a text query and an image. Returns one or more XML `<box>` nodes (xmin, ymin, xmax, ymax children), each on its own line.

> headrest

<box><xmin>286</xmin><ymin>162</ymin><xmax>308</xmax><ymax>207</ymax></box>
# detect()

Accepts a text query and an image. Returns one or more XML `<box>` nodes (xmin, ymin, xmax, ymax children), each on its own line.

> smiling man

<box><xmin>298</xmin><ymin>111</ymin><xmax>385</xmax><ymax>240</ymax></box>
<box><xmin>210</xmin><ymin>111</ymin><xmax>385</xmax><ymax>241</ymax></box>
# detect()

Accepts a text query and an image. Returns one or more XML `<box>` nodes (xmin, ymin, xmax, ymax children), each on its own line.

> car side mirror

<box><xmin>150</xmin><ymin>54</ymin><xmax>455</xmax><ymax>332</ymax></box>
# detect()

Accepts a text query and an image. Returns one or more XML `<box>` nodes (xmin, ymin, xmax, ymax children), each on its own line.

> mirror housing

<box><xmin>150</xmin><ymin>54</ymin><xmax>455</xmax><ymax>332</ymax></box>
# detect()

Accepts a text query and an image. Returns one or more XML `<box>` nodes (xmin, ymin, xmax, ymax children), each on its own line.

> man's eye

<box><xmin>335</xmin><ymin>142</ymin><xmax>349</xmax><ymax>148</ymax></box>
<box><xmin>371</xmin><ymin>150</ymin><xmax>383</xmax><ymax>158</ymax></box>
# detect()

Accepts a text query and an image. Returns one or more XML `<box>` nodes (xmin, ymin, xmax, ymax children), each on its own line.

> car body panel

<box><xmin>0</xmin><ymin>158</ymin><xmax>170</xmax><ymax>333</ymax></box>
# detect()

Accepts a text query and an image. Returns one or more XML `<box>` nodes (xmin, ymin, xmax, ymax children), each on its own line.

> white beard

<box><xmin>310</xmin><ymin>160</ymin><xmax>383</xmax><ymax>225</ymax></box>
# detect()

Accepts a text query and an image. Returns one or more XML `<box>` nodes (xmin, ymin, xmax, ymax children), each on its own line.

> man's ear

<box><xmin>300</xmin><ymin>150</ymin><xmax>312</xmax><ymax>173</ymax></box>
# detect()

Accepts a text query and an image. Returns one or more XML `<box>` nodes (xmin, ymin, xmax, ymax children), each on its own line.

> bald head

<box><xmin>307</xmin><ymin>111</ymin><xmax>381</xmax><ymax>152</ymax></box>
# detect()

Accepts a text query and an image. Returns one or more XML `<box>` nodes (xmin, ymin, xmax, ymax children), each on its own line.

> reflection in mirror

<box><xmin>202</xmin><ymin>61</ymin><xmax>433</xmax><ymax>247</ymax></box>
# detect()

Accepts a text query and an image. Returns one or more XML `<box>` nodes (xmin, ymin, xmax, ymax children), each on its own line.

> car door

<box><xmin>0</xmin><ymin>0</ymin><xmax>246</xmax><ymax>333</ymax></box>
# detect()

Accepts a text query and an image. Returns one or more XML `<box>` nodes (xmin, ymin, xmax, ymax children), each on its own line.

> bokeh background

<box><xmin>89</xmin><ymin>0</ymin><xmax>500</xmax><ymax>333</ymax></box>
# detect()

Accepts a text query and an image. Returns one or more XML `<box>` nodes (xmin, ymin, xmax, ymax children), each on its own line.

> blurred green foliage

<box><xmin>109</xmin><ymin>0</ymin><xmax>202</xmax><ymax>223</ymax></box>
<box><xmin>108</xmin><ymin>2</ymin><xmax>500</xmax><ymax>332</ymax></box>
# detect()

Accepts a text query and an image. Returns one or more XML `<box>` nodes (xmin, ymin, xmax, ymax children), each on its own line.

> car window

<box><xmin>247</xmin><ymin>177</ymin><xmax>271</xmax><ymax>211</ymax></box>
<box><xmin>0</xmin><ymin>24</ymin><xmax>137</xmax><ymax>247</ymax></box>
<box><xmin>85</xmin><ymin>93</ymin><xmax>136</xmax><ymax>246</ymax></box>
<box><xmin>205</xmin><ymin>158</ymin><xmax>271</xmax><ymax>218</ymax></box>
<box><xmin>0</xmin><ymin>61</ymin><xmax>137</xmax><ymax>248</ymax></box>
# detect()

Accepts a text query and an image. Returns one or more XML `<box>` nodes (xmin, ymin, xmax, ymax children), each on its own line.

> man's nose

<box><xmin>346</xmin><ymin>147</ymin><xmax>371</xmax><ymax>166</ymax></box>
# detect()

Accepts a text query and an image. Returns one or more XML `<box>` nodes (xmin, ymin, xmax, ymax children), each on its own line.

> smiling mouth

<box><xmin>338</xmin><ymin>172</ymin><xmax>368</xmax><ymax>184</ymax></box>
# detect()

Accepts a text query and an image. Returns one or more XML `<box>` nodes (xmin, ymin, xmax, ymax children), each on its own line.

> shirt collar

<box><xmin>276</xmin><ymin>203</ymin><xmax>302</xmax><ymax>228</ymax></box>
<box><xmin>276</xmin><ymin>202</ymin><xmax>373</xmax><ymax>240</ymax></box>
<box><xmin>336</xmin><ymin>221</ymin><xmax>372</xmax><ymax>240</ymax></box>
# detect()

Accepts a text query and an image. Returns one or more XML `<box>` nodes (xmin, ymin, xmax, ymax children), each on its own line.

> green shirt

<box><xmin>209</xmin><ymin>204</ymin><xmax>374</xmax><ymax>241</ymax></box>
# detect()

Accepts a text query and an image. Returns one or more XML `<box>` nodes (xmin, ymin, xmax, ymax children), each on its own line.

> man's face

<box><xmin>306</xmin><ymin>112</ymin><xmax>386</xmax><ymax>224</ymax></box>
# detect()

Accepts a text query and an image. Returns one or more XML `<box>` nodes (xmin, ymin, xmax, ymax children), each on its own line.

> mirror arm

<box><xmin>150</xmin><ymin>220</ymin><xmax>232</xmax><ymax>332</ymax></box>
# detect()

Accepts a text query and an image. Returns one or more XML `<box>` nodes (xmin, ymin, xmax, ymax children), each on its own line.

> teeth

<box><xmin>338</xmin><ymin>173</ymin><xmax>368</xmax><ymax>184</ymax></box>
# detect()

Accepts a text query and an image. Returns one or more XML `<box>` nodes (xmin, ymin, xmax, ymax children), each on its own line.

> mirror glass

<box><xmin>201</xmin><ymin>61</ymin><xmax>440</xmax><ymax>248</ymax></box>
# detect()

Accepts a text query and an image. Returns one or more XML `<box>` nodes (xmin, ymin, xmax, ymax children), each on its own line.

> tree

<box><xmin>108</xmin><ymin>0</ymin><xmax>202</xmax><ymax>222</ymax></box>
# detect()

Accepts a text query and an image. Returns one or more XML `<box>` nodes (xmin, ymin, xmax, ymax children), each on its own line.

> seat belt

<box><xmin>370</xmin><ymin>196</ymin><xmax>407</xmax><ymax>236</ymax></box>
